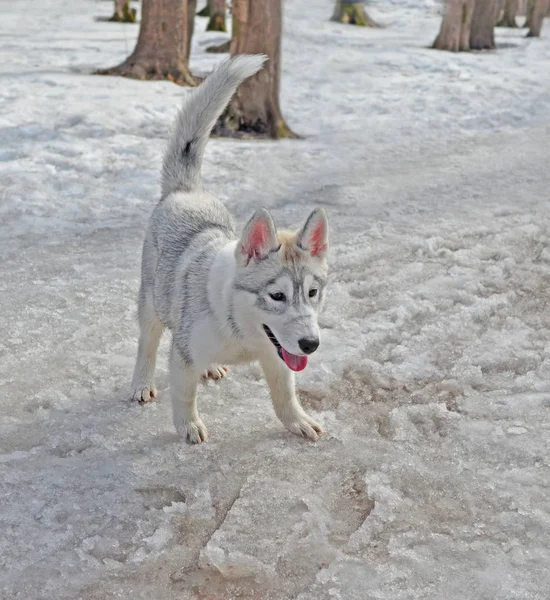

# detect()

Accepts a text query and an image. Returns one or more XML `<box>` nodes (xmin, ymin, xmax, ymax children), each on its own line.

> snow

<box><xmin>1</xmin><ymin>0</ymin><xmax>550</xmax><ymax>598</ymax></box>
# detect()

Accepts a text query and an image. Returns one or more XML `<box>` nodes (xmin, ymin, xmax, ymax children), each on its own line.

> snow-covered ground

<box><xmin>1</xmin><ymin>0</ymin><xmax>550</xmax><ymax>598</ymax></box>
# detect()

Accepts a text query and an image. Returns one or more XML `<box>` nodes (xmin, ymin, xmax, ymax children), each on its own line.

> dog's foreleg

<box><xmin>260</xmin><ymin>356</ymin><xmax>323</xmax><ymax>441</ymax></box>
<box><xmin>130</xmin><ymin>291</ymin><xmax>164</xmax><ymax>402</ymax></box>
<box><xmin>170</xmin><ymin>344</ymin><xmax>207</xmax><ymax>443</ymax></box>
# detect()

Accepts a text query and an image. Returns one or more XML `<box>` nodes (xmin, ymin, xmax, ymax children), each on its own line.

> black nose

<box><xmin>298</xmin><ymin>338</ymin><xmax>319</xmax><ymax>355</ymax></box>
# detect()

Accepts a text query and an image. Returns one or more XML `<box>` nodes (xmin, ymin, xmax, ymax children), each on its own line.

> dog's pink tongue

<box><xmin>281</xmin><ymin>349</ymin><xmax>308</xmax><ymax>372</ymax></box>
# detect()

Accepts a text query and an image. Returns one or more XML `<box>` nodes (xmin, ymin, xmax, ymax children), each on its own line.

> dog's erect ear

<box><xmin>237</xmin><ymin>208</ymin><xmax>279</xmax><ymax>265</ymax></box>
<box><xmin>297</xmin><ymin>208</ymin><xmax>328</xmax><ymax>259</ymax></box>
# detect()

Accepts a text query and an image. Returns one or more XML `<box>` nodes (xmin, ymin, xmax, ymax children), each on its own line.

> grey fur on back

<box><xmin>147</xmin><ymin>193</ymin><xmax>235</xmax><ymax>335</ymax></box>
<box><xmin>143</xmin><ymin>55</ymin><xmax>267</xmax><ymax>358</ymax></box>
<box><xmin>161</xmin><ymin>54</ymin><xmax>267</xmax><ymax>197</ymax></box>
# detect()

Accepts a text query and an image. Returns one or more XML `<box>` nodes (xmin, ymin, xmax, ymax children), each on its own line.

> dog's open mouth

<box><xmin>263</xmin><ymin>325</ymin><xmax>308</xmax><ymax>372</ymax></box>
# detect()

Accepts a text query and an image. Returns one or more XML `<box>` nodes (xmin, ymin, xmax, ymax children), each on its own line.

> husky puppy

<box><xmin>130</xmin><ymin>55</ymin><xmax>329</xmax><ymax>443</ymax></box>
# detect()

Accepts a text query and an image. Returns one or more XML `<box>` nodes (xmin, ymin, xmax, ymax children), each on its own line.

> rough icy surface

<box><xmin>1</xmin><ymin>0</ymin><xmax>550</xmax><ymax>598</ymax></box>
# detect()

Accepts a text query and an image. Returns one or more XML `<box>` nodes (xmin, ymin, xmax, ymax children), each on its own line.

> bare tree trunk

<box><xmin>497</xmin><ymin>0</ymin><xmax>518</xmax><ymax>25</ymax></box>
<box><xmin>97</xmin><ymin>0</ymin><xmax>197</xmax><ymax>85</ymax></box>
<box><xmin>495</xmin><ymin>0</ymin><xmax>504</xmax><ymax>22</ymax></box>
<box><xmin>470</xmin><ymin>0</ymin><xmax>498</xmax><ymax>48</ymax></box>
<box><xmin>525</xmin><ymin>0</ymin><xmax>535</xmax><ymax>25</ymax></box>
<box><xmin>433</xmin><ymin>0</ymin><xmax>476</xmax><ymax>51</ymax></box>
<box><xmin>331</xmin><ymin>1</ymin><xmax>380</xmax><ymax>26</ymax></box>
<box><xmin>206</xmin><ymin>40</ymin><xmax>231</xmax><ymax>53</ymax></box>
<box><xmin>110</xmin><ymin>0</ymin><xmax>137</xmax><ymax>22</ymax></box>
<box><xmin>526</xmin><ymin>0</ymin><xmax>548</xmax><ymax>34</ymax></box>
<box><xmin>206</xmin><ymin>0</ymin><xmax>227</xmax><ymax>31</ymax></box>
<box><xmin>206</xmin><ymin>0</ymin><xmax>231</xmax><ymax>52</ymax></box>
<box><xmin>213</xmin><ymin>0</ymin><xmax>295</xmax><ymax>139</ymax></box>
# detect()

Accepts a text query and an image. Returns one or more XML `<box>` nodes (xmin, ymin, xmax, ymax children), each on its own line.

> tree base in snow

<box><xmin>95</xmin><ymin>59</ymin><xmax>196</xmax><ymax>86</ymax></box>
<box><xmin>469</xmin><ymin>0</ymin><xmax>497</xmax><ymax>50</ymax></box>
<box><xmin>331</xmin><ymin>3</ymin><xmax>380</xmax><ymax>26</ymax></box>
<box><xmin>496</xmin><ymin>16</ymin><xmax>517</xmax><ymax>26</ymax></box>
<box><xmin>470</xmin><ymin>37</ymin><xmax>495</xmax><ymax>49</ymax></box>
<box><xmin>525</xmin><ymin>0</ymin><xmax>546</xmax><ymax>37</ymax></box>
<box><xmin>206</xmin><ymin>40</ymin><xmax>230</xmax><ymax>53</ymax></box>
<box><xmin>206</xmin><ymin>15</ymin><xmax>226</xmax><ymax>31</ymax></box>
<box><xmin>109</xmin><ymin>7</ymin><xmax>137</xmax><ymax>23</ymax></box>
<box><xmin>432</xmin><ymin>0</ymin><xmax>475</xmax><ymax>52</ymax></box>
<box><xmin>213</xmin><ymin>105</ymin><xmax>298</xmax><ymax>140</ymax></box>
<box><xmin>432</xmin><ymin>38</ymin><xmax>466</xmax><ymax>51</ymax></box>
<box><xmin>432</xmin><ymin>33</ymin><xmax>469</xmax><ymax>51</ymax></box>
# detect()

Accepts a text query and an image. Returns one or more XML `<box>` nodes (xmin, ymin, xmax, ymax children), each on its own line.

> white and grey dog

<box><xmin>130</xmin><ymin>55</ymin><xmax>329</xmax><ymax>443</ymax></box>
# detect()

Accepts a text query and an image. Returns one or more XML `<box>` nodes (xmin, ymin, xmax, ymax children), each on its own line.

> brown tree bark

<box><xmin>470</xmin><ymin>0</ymin><xmax>498</xmax><ymax>49</ymax></box>
<box><xmin>497</xmin><ymin>0</ymin><xmax>518</xmax><ymax>25</ymax></box>
<box><xmin>526</xmin><ymin>0</ymin><xmax>548</xmax><ymax>34</ymax></box>
<box><xmin>206</xmin><ymin>40</ymin><xmax>231</xmax><ymax>53</ymax></box>
<box><xmin>525</xmin><ymin>0</ymin><xmax>535</xmax><ymax>25</ymax></box>
<box><xmin>331</xmin><ymin>1</ymin><xmax>380</xmax><ymax>26</ymax></box>
<box><xmin>205</xmin><ymin>0</ymin><xmax>230</xmax><ymax>52</ymax></box>
<box><xmin>110</xmin><ymin>0</ymin><xmax>136</xmax><ymax>23</ymax></box>
<box><xmin>97</xmin><ymin>0</ymin><xmax>197</xmax><ymax>85</ymax></box>
<box><xmin>213</xmin><ymin>0</ymin><xmax>296</xmax><ymax>139</ymax></box>
<box><xmin>433</xmin><ymin>0</ymin><xmax>476</xmax><ymax>51</ymax></box>
<box><xmin>206</xmin><ymin>0</ymin><xmax>227</xmax><ymax>31</ymax></box>
<box><xmin>494</xmin><ymin>0</ymin><xmax>504</xmax><ymax>22</ymax></box>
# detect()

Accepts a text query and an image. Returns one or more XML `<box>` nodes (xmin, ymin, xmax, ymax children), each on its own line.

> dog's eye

<box><xmin>309</xmin><ymin>289</ymin><xmax>318</xmax><ymax>298</ymax></box>
<box><xmin>269</xmin><ymin>292</ymin><xmax>286</xmax><ymax>302</ymax></box>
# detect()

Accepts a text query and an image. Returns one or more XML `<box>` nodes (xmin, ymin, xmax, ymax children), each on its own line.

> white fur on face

<box><xmin>233</xmin><ymin>244</ymin><xmax>327</xmax><ymax>356</ymax></box>
<box><xmin>232</xmin><ymin>208</ymin><xmax>328</xmax><ymax>357</ymax></box>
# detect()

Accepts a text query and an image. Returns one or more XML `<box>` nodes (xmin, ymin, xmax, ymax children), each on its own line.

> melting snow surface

<box><xmin>1</xmin><ymin>0</ymin><xmax>550</xmax><ymax>598</ymax></box>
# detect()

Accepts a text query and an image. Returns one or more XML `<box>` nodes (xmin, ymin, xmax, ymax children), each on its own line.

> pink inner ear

<box><xmin>309</xmin><ymin>222</ymin><xmax>327</xmax><ymax>257</ymax></box>
<box><xmin>243</xmin><ymin>219</ymin><xmax>270</xmax><ymax>262</ymax></box>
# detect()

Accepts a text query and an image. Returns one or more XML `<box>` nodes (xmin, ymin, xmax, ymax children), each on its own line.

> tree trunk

<box><xmin>470</xmin><ymin>0</ymin><xmax>498</xmax><ymax>49</ymax></box>
<box><xmin>206</xmin><ymin>40</ymin><xmax>231</xmax><ymax>53</ymax></box>
<box><xmin>525</xmin><ymin>0</ymin><xmax>535</xmax><ymax>25</ymax></box>
<box><xmin>497</xmin><ymin>0</ymin><xmax>518</xmax><ymax>25</ymax></box>
<box><xmin>213</xmin><ymin>0</ymin><xmax>296</xmax><ymax>139</ymax></box>
<box><xmin>206</xmin><ymin>0</ymin><xmax>230</xmax><ymax>52</ymax></box>
<box><xmin>331</xmin><ymin>1</ymin><xmax>380</xmax><ymax>26</ymax></box>
<box><xmin>433</xmin><ymin>0</ymin><xmax>475</xmax><ymax>51</ymax></box>
<box><xmin>206</xmin><ymin>0</ymin><xmax>227</xmax><ymax>31</ymax></box>
<box><xmin>97</xmin><ymin>0</ymin><xmax>197</xmax><ymax>85</ymax></box>
<box><xmin>526</xmin><ymin>0</ymin><xmax>548</xmax><ymax>34</ymax></box>
<box><xmin>110</xmin><ymin>0</ymin><xmax>137</xmax><ymax>22</ymax></box>
<box><xmin>494</xmin><ymin>0</ymin><xmax>504</xmax><ymax>22</ymax></box>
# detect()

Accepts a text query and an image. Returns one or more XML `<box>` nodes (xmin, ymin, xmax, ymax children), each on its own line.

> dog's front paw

<box><xmin>130</xmin><ymin>384</ymin><xmax>157</xmax><ymax>403</ymax></box>
<box><xmin>202</xmin><ymin>365</ymin><xmax>228</xmax><ymax>380</ymax></box>
<box><xmin>283</xmin><ymin>412</ymin><xmax>323</xmax><ymax>441</ymax></box>
<box><xmin>176</xmin><ymin>419</ymin><xmax>208</xmax><ymax>444</ymax></box>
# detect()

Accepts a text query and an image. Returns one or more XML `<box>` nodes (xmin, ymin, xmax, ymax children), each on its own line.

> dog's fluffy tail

<box><xmin>161</xmin><ymin>54</ymin><xmax>267</xmax><ymax>197</ymax></box>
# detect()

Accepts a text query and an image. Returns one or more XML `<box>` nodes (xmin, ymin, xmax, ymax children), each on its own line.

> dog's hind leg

<box><xmin>170</xmin><ymin>343</ymin><xmax>207</xmax><ymax>443</ymax></box>
<box><xmin>130</xmin><ymin>288</ymin><xmax>164</xmax><ymax>403</ymax></box>
<box><xmin>260</xmin><ymin>355</ymin><xmax>323</xmax><ymax>441</ymax></box>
